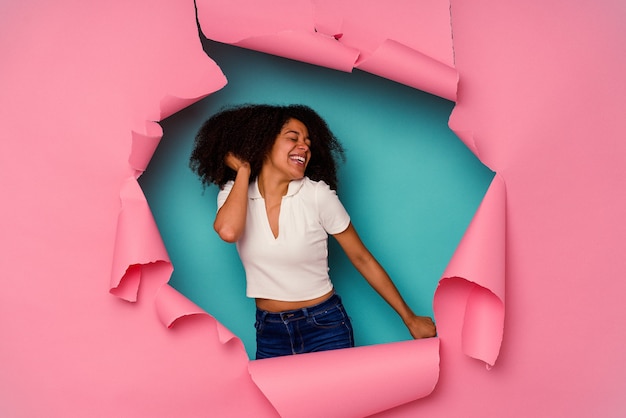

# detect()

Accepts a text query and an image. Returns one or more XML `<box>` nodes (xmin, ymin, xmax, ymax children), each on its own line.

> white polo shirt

<box><xmin>217</xmin><ymin>177</ymin><xmax>350</xmax><ymax>301</ymax></box>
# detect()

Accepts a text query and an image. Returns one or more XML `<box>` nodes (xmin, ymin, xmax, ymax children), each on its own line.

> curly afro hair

<box><xmin>190</xmin><ymin>104</ymin><xmax>345</xmax><ymax>190</ymax></box>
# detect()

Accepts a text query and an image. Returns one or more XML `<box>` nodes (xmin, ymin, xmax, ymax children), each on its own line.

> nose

<box><xmin>297</xmin><ymin>139</ymin><xmax>309</xmax><ymax>151</ymax></box>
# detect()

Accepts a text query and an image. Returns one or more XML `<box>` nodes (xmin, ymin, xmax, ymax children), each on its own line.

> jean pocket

<box><xmin>310</xmin><ymin>306</ymin><xmax>347</xmax><ymax>329</ymax></box>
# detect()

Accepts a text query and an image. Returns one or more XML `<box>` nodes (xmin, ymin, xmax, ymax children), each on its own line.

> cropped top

<box><xmin>217</xmin><ymin>177</ymin><xmax>350</xmax><ymax>301</ymax></box>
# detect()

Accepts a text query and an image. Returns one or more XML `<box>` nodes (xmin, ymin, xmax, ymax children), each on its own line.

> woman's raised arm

<box><xmin>213</xmin><ymin>153</ymin><xmax>251</xmax><ymax>243</ymax></box>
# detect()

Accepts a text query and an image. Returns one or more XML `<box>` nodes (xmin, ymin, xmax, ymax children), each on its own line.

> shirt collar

<box><xmin>249</xmin><ymin>177</ymin><xmax>306</xmax><ymax>200</ymax></box>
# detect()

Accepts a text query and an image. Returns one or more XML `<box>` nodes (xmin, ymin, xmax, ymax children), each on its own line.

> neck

<box><xmin>257</xmin><ymin>171</ymin><xmax>290</xmax><ymax>199</ymax></box>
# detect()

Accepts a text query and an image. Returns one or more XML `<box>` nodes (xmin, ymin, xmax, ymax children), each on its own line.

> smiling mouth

<box><xmin>290</xmin><ymin>155</ymin><xmax>306</xmax><ymax>165</ymax></box>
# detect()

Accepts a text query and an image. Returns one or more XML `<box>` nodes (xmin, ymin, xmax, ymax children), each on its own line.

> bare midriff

<box><xmin>255</xmin><ymin>289</ymin><xmax>334</xmax><ymax>312</ymax></box>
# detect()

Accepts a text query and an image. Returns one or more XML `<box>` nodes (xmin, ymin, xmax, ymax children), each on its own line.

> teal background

<box><xmin>139</xmin><ymin>40</ymin><xmax>494</xmax><ymax>359</ymax></box>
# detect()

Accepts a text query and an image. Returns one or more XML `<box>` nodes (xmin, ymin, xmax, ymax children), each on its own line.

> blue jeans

<box><xmin>255</xmin><ymin>293</ymin><xmax>354</xmax><ymax>359</ymax></box>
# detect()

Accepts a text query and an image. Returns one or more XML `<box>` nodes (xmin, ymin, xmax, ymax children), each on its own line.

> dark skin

<box><xmin>214</xmin><ymin>119</ymin><xmax>436</xmax><ymax>340</ymax></box>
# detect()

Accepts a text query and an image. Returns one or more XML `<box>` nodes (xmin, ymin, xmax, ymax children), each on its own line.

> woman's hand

<box><xmin>403</xmin><ymin>314</ymin><xmax>437</xmax><ymax>339</ymax></box>
<box><xmin>225</xmin><ymin>152</ymin><xmax>250</xmax><ymax>172</ymax></box>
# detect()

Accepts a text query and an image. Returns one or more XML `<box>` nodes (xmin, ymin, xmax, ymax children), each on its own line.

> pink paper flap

<box><xmin>110</xmin><ymin>177</ymin><xmax>171</xmax><ymax>301</ymax></box>
<box><xmin>249</xmin><ymin>338</ymin><xmax>440</xmax><ymax>417</ymax></box>
<box><xmin>435</xmin><ymin>174</ymin><xmax>506</xmax><ymax>366</ymax></box>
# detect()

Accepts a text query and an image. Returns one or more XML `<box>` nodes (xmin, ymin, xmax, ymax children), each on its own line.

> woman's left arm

<box><xmin>333</xmin><ymin>223</ymin><xmax>436</xmax><ymax>339</ymax></box>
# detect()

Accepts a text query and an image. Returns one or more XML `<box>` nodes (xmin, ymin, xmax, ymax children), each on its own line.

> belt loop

<box><xmin>302</xmin><ymin>307</ymin><xmax>310</xmax><ymax>318</ymax></box>
<box><xmin>260</xmin><ymin>310</ymin><xmax>268</xmax><ymax>323</ymax></box>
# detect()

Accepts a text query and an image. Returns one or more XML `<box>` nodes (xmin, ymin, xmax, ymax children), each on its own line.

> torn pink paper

<box><xmin>115</xmin><ymin>0</ymin><xmax>500</xmax><ymax>413</ymax></box>
<box><xmin>196</xmin><ymin>0</ymin><xmax>456</xmax><ymax>99</ymax></box>
<box><xmin>110</xmin><ymin>178</ymin><xmax>172</xmax><ymax>302</ymax></box>
<box><xmin>155</xmin><ymin>283</ymin><xmax>209</xmax><ymax>328</ymax></box>
<box><xmin>312</xmin><ymin>0</ymin><xmax>455</xmax><ymax>67</ymax></box>
<box><xmin>434</xmin><ymin>174</ymin><xmax>506</xmax><ymax>367</ymax></box>
<box><xmin>155</xmin><ymin>283</ymin><xmax>238</xmax><ymax>345</ymax></box>
<box><xmin>312</xmin><ymin>0</ymin><xmax>458</xmax><ymax>100</ymax></box>
<box><xmin>196</xmin><ymin>0</ymin><xmax>314</xmax><ymax>43</ymax></box>
<box><xmin>462</xmin><ymin>284</ymin><xmax>505</xmax><ymax>367</ymax></box>
<box><xmin>4</xmin><ymin>0</ymin><xmax>625</xmax><ymax>416</ymax></box>
<box><xmin>249</xmin><ymin>338</ymin><xmax>440</xmax><ymax>418</ymax></box>
<box><xmin>129</xmin><ymin>122</ymin><xmax>163</xmax><ymax>175</ymax></box>
<box><xmin>159</xmin><ymin>93</ymin><xmax>219</xmax><ymax>121</ymax></box>
<box><xmin>446</xmin><ymin>129</ymin><xmax>482</xmax><ymax>168</ymax></box>
<box><xmin>74</xmin><ymin>0</ymin><xmax>495</xmax><ymax>413</ymax></box>
<box><xmin>236</xmin><ymin>31</ymin><xmax>360</xmax><ymax>73</ymax></box>
<box><xmin>356</xmin><ymin>39</ymin><xmax>458</xmax><ymax>102</ymax></box>
<box><xmin>197</xmin><ymin>0</ymin><xmax>359</xmax><ymax>72</ymax></box>
<box><xmin>311</xmin><ymin>0</ymin><xmax>344</xmax><ymax>38</ymax></box>
<box><xmin>1</xmin><ymin>0</ymin><xmax>277</xmax><ymax>416</ymax></box>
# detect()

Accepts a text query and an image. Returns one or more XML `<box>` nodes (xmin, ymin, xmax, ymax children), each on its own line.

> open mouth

<box><xmin>290</xmin><ymin>154</ymin><xmax>306</xmax><ymax>165</ymax></box>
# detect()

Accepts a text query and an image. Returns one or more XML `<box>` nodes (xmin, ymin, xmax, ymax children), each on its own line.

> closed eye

<box><xmin>286</xmin><ymin>136</ymin><xmax>311</xmax><ymax>147</ymax></box>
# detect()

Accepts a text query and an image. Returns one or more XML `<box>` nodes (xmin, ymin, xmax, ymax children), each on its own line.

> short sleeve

<box><xmin>315</xmin><ymin>181</ymin><xmax>350</xmax><ymax>235</ymax></box>
<box><xmin>216</xmin><ymin>180</ymin><xmax>235</xmax><ymax>210</ymax></box>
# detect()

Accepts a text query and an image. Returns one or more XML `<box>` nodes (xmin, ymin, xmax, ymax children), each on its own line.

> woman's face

<box><xmin>263</xmin><ymin>118</ymin><xmax>311</xmax><ymax>181</ymax></box>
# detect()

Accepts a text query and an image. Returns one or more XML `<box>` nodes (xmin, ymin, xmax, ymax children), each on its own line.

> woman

<box><xmin>190</xmin><ymin>104</ymin><xmax>436</xmax><ymax>359</ymax></box>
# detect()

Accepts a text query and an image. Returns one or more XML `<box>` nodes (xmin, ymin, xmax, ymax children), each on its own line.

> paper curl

<box><xmin>155</xmin><ymin>283</ymin><xmax>239</xmax><ymax>345</ymax></box>
<box><xmin>356</xmin><ymin>39</ymin><xmax>458</xmax><ymax>101</ymax></box>
<box><xmin>249</xmin><ymin>338</ymin><xmax>440</xmax><ymax>417</ymax></box>
<box><xmin>129</xmin><ymin>122</ymin><xmax>163</xmax><ymax>176</ymax></box>
<box><xmin>196</xmin><ymin>0</ymin><xmax>456</xmax><ymax>101</ymax></box>
<box><xmin>434</xmin><ymin>174</ymin><xmax>506</xmax><ymax>367</ymax></box>
<box><xmin>110</xmin><ymin>177</ymin><xmax>172</xmax><ymax>302</ymax></box>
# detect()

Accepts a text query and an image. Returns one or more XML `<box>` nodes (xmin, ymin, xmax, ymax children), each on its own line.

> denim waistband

<box><xmin>257</xmin><ymin>293</ymin><xmax>342</xmax><ymax>323</ymax></box>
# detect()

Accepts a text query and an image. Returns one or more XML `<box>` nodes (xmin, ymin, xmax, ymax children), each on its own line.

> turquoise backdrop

<box><xmin>139</xmin><ymin>40</ymin><xmax>494</xmax><ymax>359</ymax></box>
